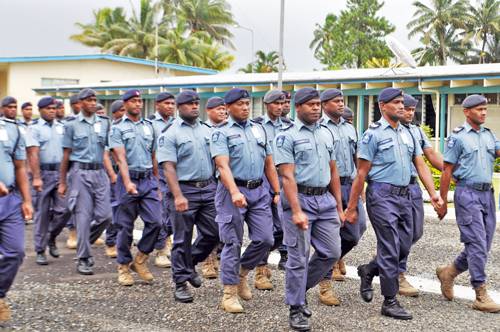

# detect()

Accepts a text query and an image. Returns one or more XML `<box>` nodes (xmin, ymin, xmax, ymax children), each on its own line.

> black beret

<box><xmin>38</xmin><ymin>97</ymin><xmax>56</xmax><ymax>109</ymax></box>
<box><xmin>342</xmin><ymin>106</ymin><xmax>353</xmax><ymax>119</ymax></box>
<box><xmin>462</xmin><ymin>94</ymin><xmax>487</xmax><ymax>109</ymax></box>
<box><xmin>378</xmin><ymin>88</ymin><xmax>403</xmax><ymax>103</ymax></box>
<box><xmin>110</xmin><ymin>100</ymin><xmax>124</xmax><ymax>113</ymax></box>
<box><xmin>282</xmin><ymin>91</ymin><xmax>292</xmax><ymax>99</ymax></box>
<box><xmin>96</xmin><ymin>103</ymin><xmax>104</xmax><ymax>111</ymax></box>
<box><xmin>294</xmin><ymin>87</ymin><xmax>319</xmax><ymax>105</ymax></box>
<box><xmin>263</xmin><ymin>90</ymin><xmax>285</xmax><ymax>104</ymax></box>
<box><xmin>1</xmin><ymin>96</ymin><xmax>17</xmax><ymax>107</ymax></box>
<box><xmin>156</xmin><ymin>92</ymin><xmax>175</xmax><ymax>103</ymax></box>
<box><xmin>206</xmin><ymin>97</ymin><xmax>225</xmax><ymax>109</ymax></box>
<box><xmin>122</xmin><ymin>89</ymin><xmax>141</xmax><ymax>102</ymax></box>
<box><xmin>320</xmin><ymin>88</ymin><xmax>343</xmax><ymax>102</ymax></box>
<box><xmin>21</xmin><ymin>102</ymin><xmax>32</xmax><ymax>109</ymax></box>
<box><xmin>55</xmin><ymin>100</ymin><xmax>64</xmax><ymax>108</ymax></box>
<box><xmin>70</xmin><ymin>95</ymin><xmax>80</xmax><ymax>104</ymax></box>
<box><xmin>176</xmin><ymin>90</ymin><xmax>200</xmax><ymax>105</ymax></box>
<box><xmin>403</xmin><ymin>94</ymin><xmax>418</xmax><ymax>108</ymax></box>
<box><xmin>78</xmin><ymin>88</ymin><xmax>96</xmax><ymax>100</ymax></box>
<box><xmin>224</xmin><ymin>88</ymin><xmax>250</xmax><ymax>104</ymax></box>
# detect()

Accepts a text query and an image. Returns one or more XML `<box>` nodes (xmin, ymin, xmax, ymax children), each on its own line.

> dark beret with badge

<box><xmin>156</xmin><ymin>91</ymin><xmax>175</xmax><ymax>103</ymax></box>
<box><xmin>1</xmin><ymin>96</ymin><xmax>17</xmax><ymax>107</ymax></box>
<box><xmin>462</xmin><ymin>94</ymin><xmax>487</xmax><ymax>109</ymax></box>
<box><xmin>224</xmin><ymin>88</ymin><xmax>250</xmax><ymax>105</ymax></box>
<box><xmin>122</xmin><ymin>89</ymin><xmax>141</xmax><ymax>102</ymax></box>
<box><xmin>78</xmin><ymin>88</ymin><xmax>97</xmax><ymax>100</ymax></box>
<box><xmin>378</xmin><ymin>88</ymin><xmax>403</xmax><ymax>103</ymax></box>
<box><xmin>282</xmin><ymin>91</ymin><xmax>292</xmax><ymax>100</ymax></box>
<box><xmin>320</xmin><ymin>88</ymin><xmax>343</xmax><ymax>103</ymax></box>
<box><xmin>294</xmin><ymin>87</ymin><xmax>319</xmax><ymax>105</ymax></box>
<box><xmin>206</xmin><ymin>96</ymin><xmax>225</xmax><ymax>109</ymax></box>
<box><xmin>38</xmin><ymin>96</ymin><xmax>56</xmax><ymax>109</ymax></box>
<box><xmin>176</xmin><ymin>90</ymin><xmax>200</xmax><ymax>105</ymax></box>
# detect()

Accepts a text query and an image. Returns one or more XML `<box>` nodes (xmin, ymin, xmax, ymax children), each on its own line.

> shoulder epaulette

<box><xmin>369</xmin><ymin>121</ymin><xmax>381</xmax><ymax>129</ymax></box>
<box><xmin>143</xmin><ymin>118</ymin><xmax>153</xmax><ymax>124</ymax></box>
<box><xmin>112</xmin><ymin>118</ymin><xmax>122</xmax><ymax>125</ymax></box>
<box><xmin>161</xmin><ymin>122</ymin><xmax>174</xmax><ymax>134</ymax></box>
<box><xmin>97</xmin><ymin>114</ymin><xmax>109</xmax><ymax>120</ymax></box>
<box><xmin>201</xmin><ymin>121</ymin><xmax>211</xmax><ymax>128</ymax></box>
<box><xmin>215</xmin><ymin>121</ymin><xmax>228</xmax><ymax>128</ymax></box>
<box><xmin>31</xmin><ymin>119</ymin><xmax>39</xmax><ymax>125</ymax></box>
<box><xmin>483</xmin><ymin>126</ymin><xmax>491</xmax><ymax>131</ymax></box>
<box><xmin>3</xmin><ymin>118</ymin><xmax>16</xmax><ymax>124</ymax></box>
<box><xmin>452</xmin><ymin>126</ymin><xmax>464</xmax><ymax>133</ymax></box>
<box><xmin>147</xmin><ymin>114</ymin><xmax>155</xmax><ymax>120</ymax></box>
<box><xmin>281</xmin><ymin>116</ymin><xmax>292</xmax><ymax>124</ymax></box>
<box><xmin>65</xmin><ymin>116</ymin><xmax>76</xmax><ymax>122</ymax></box>
<box><xmin>319</xmin><ymin>118</ymin><xmax>325</xmax><ymax>124</ymax></box>
<box><xmin>252</xmin><ymin>116</ymin><xmax>264</xmax><ymax>124</ymax></box>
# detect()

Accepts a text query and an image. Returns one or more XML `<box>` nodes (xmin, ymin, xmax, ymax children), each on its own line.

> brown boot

<box><xmin>201</xmin><ymin>254</ymin><xmax>218</xmax><ymax>279</ymax></box>
<box><xmin>399</xmin><ymin>273</ymin><xmax>419</xmax><ymax>297</ymax></box>
<box><xmin>221</xmin><ymin>285</ymin><xmax>244</xmax><ymax>313</ymax></box>
<box><xmin>472</xmin><ymin>284</ymin><xmax>500</xmax><ymax>313</ymax></box>
<box><xmin>131</xmin><ymin>251</ymin><xmax>154</xmax><ymax>283</ymax></box>
<box><xmin>254</xmin><ymin>265</ymin><xmax>273</xmax><ymax>290</ymax></box>
<box><xmin>105</xmin><ymin>245</ymin><xmax>117</xmax><ymax>258</ymax></box>
<box><xmin>93</xmin><ymin>237</ymin><xmax>105</xmax><ymax>246</ymax></box>
<box><xmin>332</xmin><ymin>262</ymin><xmax>345</xmax><ymax>282</ymax></box>
<box><xmin>165</xmin><ymin>236</ymin><xmax>173</xmax><ymax>256</ymax></box>
<box><xmin>238</xmin><ymin>268</ymin><xmax>252</xmax><ymax>300</ymax></box>
<box><xmin>318</xmin><ymin>279</ymin><xmax>340</xmax><ymax>306</ymax></box>
<box><xmin>153</xmin><ymin>247</ymin><xmax>171</xmax><ymax>268</ymax></box>
<box><xmin>338</xmin><ymin>258</ymin><xmax>347</xmax><ymax>275</ymax></box>
<box><xmin>436</xmin><ymin>264</ymin><xmax>460</xmax><ymax>301</ymax></box>
<box><xmin>117</xmin><ymin>264</ymin><xmax>134</xmax><ymax>286</ymax></box>
<box><xmin>66</xmin><ymin>229</ymin><xmax>77</xmax><ymax>249</ymax></box>
<box><xmin>0</xmin><ymin>298</ymin><xmax>11</xmax><ymax>322</ymax></box>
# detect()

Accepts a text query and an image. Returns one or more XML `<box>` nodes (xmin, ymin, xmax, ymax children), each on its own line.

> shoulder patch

<box><xmin>252</xmin><ymin>116</ymin><xmax>264</xmax><ymax>124</ymax></box>
<box><xmin>452</xmin><ymin>126</ymin><xmax>464</xmax><ymax>134</ymax></box>
<box><xmin>276</xmin><ymin>134</ymin><xmax>286</xmax><ymax>148</ymax></box>
<box><xmin>369</xmin><ymin>122</ymin><xmax>381</xmax><ymax>129</ymax></box>
<box><xmin>211</xmin><ymin>131</ymin><xmax>221</xmax><ymax>142</ymax></box>
<box><xmin>446</xmin><ymin>136</ymin><xmax>456</xmax><ymax>148</ymax></box>
<box><xmin>161</xmin><ymin>122</ymin><xmax>174</xmax><ymax>134</ymax></box>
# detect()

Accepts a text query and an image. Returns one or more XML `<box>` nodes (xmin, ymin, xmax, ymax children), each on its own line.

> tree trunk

<box><xmin>480</xmin><ymin>31</ymin><xmax>488</xmax><ymax>64</ymax></box>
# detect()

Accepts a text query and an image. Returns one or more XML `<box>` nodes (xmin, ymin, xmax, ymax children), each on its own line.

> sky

<box><xmin>0</xmin><ymin>0</ymin><xmax>435</xmax><ymax>73</ymax></box>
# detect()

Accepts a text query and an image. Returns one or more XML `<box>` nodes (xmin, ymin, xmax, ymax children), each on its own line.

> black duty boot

<box><xmin>357</xmin><ymin>264</ymin><xmax>375</xmax><ymax>302</ymax></box>
<box><xmin>174</xmin><ymin>282</ymin><xmax>194</xmax><ymax>303</ymax></box>
<box><xmin>77</xmin><ymin>258</ymin><xmax>94</xmax><ymax>275</ymax></box>
<box><xmin>301</xmin><ymin>298</ymin><xmax>312</xmax><ymax>318</ymax></box>
<box><xmin>36</xmin><ymin>252</ymin><xmax>49</xmax><ymax>265</ymax></box>
<box><xmin>289</xmin><ymin>306</ymin><xmax>311</xmax><ymax>331</ymax></box>
<box><xmin>381</xmin><ymin>296</ymin><xmax>413</xmax><ymax>320</ymax></box>
<box><xmin>278</xmin><ymin>251</ymin><xmax>288</xmax><ymax>270</ymax></box>
<box><xmin>48</xmin><ymin>241</ymin><xmax>60</xmax><ymax>258</ymax></box>
<box><xmin>188</xmin><ymin>272</ymin><xmax>202</xmax><ymax>288</ymax></box>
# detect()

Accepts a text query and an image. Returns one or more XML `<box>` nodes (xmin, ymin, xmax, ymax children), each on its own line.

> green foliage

<box><xmin>495</xmin><ymin>157</ymin><xmax>500</xmax><ymax>172</ymax></box>
<box><xmin>310</xmin><ymin>0</ymin><xmax>395</xmax><ymax>69</ymax></box>
<box><xmin>71</xmin><ymin>0</ymin><xmax>235</xmax><ymax>70</ymax></box>
<box><xmin>238</xmin><ymin>50</ymin><xmax>284</xmax><ymax>73</ymax></box>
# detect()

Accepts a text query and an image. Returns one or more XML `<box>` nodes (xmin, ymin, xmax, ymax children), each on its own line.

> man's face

<box><xmin>81</xmin><ymin>96</ymin><xmax>97</xmax><ymax>114</ymax></box>
<box><xmin>380</xmin><ymin>97</ymin><xmax>404</xmax><ymax>122</ymax></box>
<box><xmin>464</xmin><ymin>104</ymin><xmax>487</xmax><ymax>126</ymax></box>
<box><xmin>322</xmin><ymin>96</ymin><xmax>344</xmax><ymax>118</ymax></box>
<box><xmin>156</xmin><ymin>98</ymin><xmax>175</xmax><ymax>118</ymax></box>
<box><xmin>266</xmin><ymin>100</ymin><xmax>284</xmax><ymax>119</ymax></box>
<box><xmin>282</xmin><ymin>99</ymin><xmax>291</xmax><ymax>116</ymax></box>
<box><xmin>178</xmin><ymin>100</ymin><xmax>200</xmax><ymax>120</ymax></box>
<box><xmin>124</xmin><ymin>97</ymin><xmax>143</xmax><ymax>116</ymax></box>
<box><xmin>227</xmin><ymin>99</ymin><xmax>250</xmax><ymax>122</ymax></box>
<box><xmin>22</xmin><ymin>106</ymin><xmax>33</xmax><ymax>120</ymax></box>
<box><xmin>71</xmin><ymin>102</ymin><xmax>82</xmax><ymax>115</ymax></box>
<box><xmin>207</xmin><ymin>105</ymin><xmax>227</xmax><ymax>124</ymax></box>
<box><xmin>2</xmin><ymin>103</ymin><xmax>17</xmax><ymax>120</ymax></box>
<box><xmin>401</xmin><ymin>106</ymin><xmax>416</xmax><ymax>125</ymax></box>
<box><xmin>296</xmin><ymin>98</ymin><xmax>321</xmax><ymax>124</ymax></box>
<box><xmin>56</xmin><ymin>106</ymin><xmax>65</xmax><ymax>118</ymax></box>
<box><xmin>40</xmin><ymin>104</ymin><xmax>57</xmax><ymax>122</ymax></box>
<box><xmin>112</xmin><ymin>107</ymin><xmax>126</xmax><ymax>121</ymax></box>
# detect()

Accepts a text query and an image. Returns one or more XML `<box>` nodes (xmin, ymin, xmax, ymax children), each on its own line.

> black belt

<box><xmin>234</xmin><ymin>179</ymin><xmax>263</xmax><ymax>189</ymax></box>
<box><xmin>75</xmin><ymin>162</ymin><xmax>103</xmax><ymax>170</ymax></box>
<box><xmin>339</xmin><ymin>177</ymin><xmax>352</xmax><ymax>185</ymax></box>
<box><xmin>179</xmin><ymin>179</ymin><xmax>212</xmax><ymax>188</ymax></box>
<box><xmin>40</xmin><ymin>163</ymin><xmax>60</xmax><ymax>171</ymax></box>
<box><xmin>409</xmin><ymin>176</ymin><xmax>417</xmax><ymax>185</ymax></box>
<box><xmin>297</xmin><ymin>185</ymin><xmax>328</xmax><ymax>196</ymax></box>
<box><xmin>368</xmin><ymin>182</ymin><xmax>410</xmax><ymax>197</ymax></box>
<box><xmin>129</xmin><ymin>170</ymin><xmax>152</xmax><ymax>180</ymax></box>
<box><xmin>457</xmin><ymin>181</ymin><xmax>492</xmax><ymax>192</ymax></box>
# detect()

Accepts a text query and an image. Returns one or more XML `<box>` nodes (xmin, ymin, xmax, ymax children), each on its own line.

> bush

<box><xmin>495</xmin><ymin>158</ymin><xmax>500</xmax><ymax>173</ymax></box>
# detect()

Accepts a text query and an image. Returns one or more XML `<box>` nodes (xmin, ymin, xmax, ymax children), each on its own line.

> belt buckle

<box><xmin>195</xmin><ymin>182</ymin><xmax>203</xmax><ymax>188</ymax></box>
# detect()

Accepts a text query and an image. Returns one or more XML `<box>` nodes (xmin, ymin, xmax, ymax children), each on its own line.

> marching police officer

<box><xmin>319</xmin><ymin>88</ymin><xmax>366</xmax><ymax>306</ymax></box>
<box><xmin>210</xmin><ymin>88</ymin><xmax>280</xmax><ymax>313</ymax></box>
<box><xmin>157</xmin><ymin>90</ymin><xmax>219</xmax><ymax>302</ymax></box>
<box><xmin>341</xmin><ymin>106</ymin><xmax>354</xmax><ymax>124</ymax></box>
<box><xmin>58</xmin><ymin>88</ymin><xmax>114</xmax><ymax>275</ymax></box>
<box><xmin>150</xmin><ymin>91</ymin><xmax>176</xmax><ymax>269</ymax></box>
<box><xmin>274</xmin><ymin>87</ymin><xmax>344</xmax><ymax>331</ymax></box>
<box><xmin>253</xmin><ymin>89</ymin><xmax>291</xmax><ymax>289</ymax></box>
<box><xmin>345</xmin><ymin>88</ymin><xmax>442</xmax><ymax>320</ymax></box>
<box><xmin>437</xmin><ymin>94</ymin><xmax>500</xmax><ymax>313</ymax></box>
<box><xmin>110</xmin><ymin>89</ymin><xmax>161</xmax><ymax>286</ymax></box>
<box><xmin>0</xmin><ymin>113</ymin><xmax>33</xmax><ymax>322</ymax></box>
<box><xmin>55</xmin><ymin>100</ymin><xmax>65</xmax><ymax>121</ymax></box>
<box><xmin>26</xmin><ymin>97</ymin><xmax>70</xmax><ymax>265</ymax></box>
<box><xmin>205</xmin><ymin>97</ymin><xmax>227</xmax><ymax>127</ymax></box>
<box><xmin>20</xmin><ymin>102</ymin><xmax>33</xmax><ymax>127</ymax></box>
<box><xmin>282</xmin><ymin>91</ymin><xmax>292</xmax><ymax>119</ymax></box>
<box><xmin>69</xmin><ymin>95</ymin><xmax>82</xmax><ymax>117</ymax></box>
<box><xmin>1</xmin><ymin>97</ymin><xmax>18</xmax><ymax>122</ymax></box>
<box><xmin>398</xmin><ymin>94</ymin><xmax>443</xmax><ymax>296</ymax></box>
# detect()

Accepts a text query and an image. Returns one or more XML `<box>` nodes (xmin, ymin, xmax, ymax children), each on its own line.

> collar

<box><xmin>379</xmin><ymin>116</ymin><xmax>402</xmax><ymax>131</ymax></box>
<box><xmin>228</xmin><ymin>116</ymin><xmax>250</xmax><ymax>128</ymax></box>
<box><xmin>263</xmin><ymin>113</ymin><xmax>282</xmax><ymax>126</ymax></box>
<box><xmin>154</xmin><ymin>112</ymin><xmax>172</xmax><ymax>123</ymax></box>
<box><xmin>295</xmin><ymin>117</ymin><xmax>319</xmax><ymax>131</ymax></box>
<box><xmin>463</xmin><ymin>121</ymin><xmax>484</xmax><ymax>133</ymax></box>
<box><xmin>178</xmin><ymin>117</ymin><xmax>200</xmax><ymax>127</ymax></box>
<box><xmin>322</xmin><ymin>114</ymin><xmax>344</xmax><ymax>126</ymax></box>
<box><xmin>78</xmin><ymin>112</ymin><xmax>98</xmax><ymax>124</ymax></box>
<box><xmin>123</xmin><ymin>116</ymin><xmax>144</xmax><ymax>125</ymax></box>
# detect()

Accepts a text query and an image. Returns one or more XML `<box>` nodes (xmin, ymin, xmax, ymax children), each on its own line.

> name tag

<box><xmin>143</xmin><ymin>125</ymin><xmax>152</xmax><ymax>137</ymax></box>
<box><xmin>0</xmin><ymin>128</ymin><xmax>8</xmax><ymax>141</ymax></box>
<box><xmin>56</xmin><ymin>125</ymin><xmax>64</xmax><ymax>135</ymax></box>
<box><xmin>94</xmin><ymin>122</ymin><xmax>101</xmax><ymax>134</ymax></box>
<box><xmin>251</xmin><ymin>126</ymin><xmax>262</xmax><ymax>139</ymax></box>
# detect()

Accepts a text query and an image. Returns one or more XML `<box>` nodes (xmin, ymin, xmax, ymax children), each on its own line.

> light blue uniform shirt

<box><xmin>62</xmin><ymin>113</ymin><xmax>110</xmax><ymax>163</ymax></box>
<box><xmin>150</xmin><ymin>112</ymin><xmax>174</xmax><ymax>142</ymax></box>
<box><xmin>257</xmin><ymin>114</ymin><xmax>293</xmax><ymax>155</ymax></box>
<box><xmin>273</xmin><ymin>118</ymin><xmax>336</xmax><ymax>187</ymax></box>
<box><xmin>0</xmin><ymin>117</ymin><xmax>26</xmax><ymax>187</ymax></box>
<box><xmin>406</xmin><ymin>124</ymin><xmax>432</xmax><ymax>177</ymax></box>
<box><xmin>358</xmin><ymin>117</ymin><xmax>422</xmax><ymax>186</ymax></box>
<box><xmin>444</xmin><ymin>122</ymin><xmax>500</xmax><ymax>184</ymax></box>
<box><xmin>210</xmin><ymin>116</ymin><xmax>271</xmax><ymax>181</ymax></box>
<box><xmin>109</xmin><ymin>116</ymin><xmax>156</xmax><ymax>171</ymax></box>
<box><xmin>26</xmin><ymin>118</ymin><xmax>64</xmax><ymax>164</ymax></box>
<box><xmin>157</xmin><ymin>118</ymin><xmax>214</xmax><ymax>181</ymax></box>
<box><xmin>321</xmin><ymin>115</ymin><xmax>357</xmax><ymax>178</ymax></box>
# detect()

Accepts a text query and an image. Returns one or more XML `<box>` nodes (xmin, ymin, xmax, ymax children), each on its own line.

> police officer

<box><xmin>253</xmin><ymin>89</ymin><xmax>291</xmax><ymax>288</ymax></box>
<box><xmin>157</xmin><ymin>90</ymin><xmax>219</xmax><ymax>302</ymax></box>
<box><xmin>103</xmin><ymin>100</ymin><xmax>126</xmax><ymax>259</ymax></box>
<box><xmin>282</xmin><ymin>91</ymin><xmax>292</xmax><ymax>119</ymax></box>
<box><xmin>345</xmin><ymin>88</ymin><xmax>442</xmax><ymax>320</ymax></box>
<box><xmin>150</xmin><ymin>91</ymin><xmax>176</xmax><ymax>269</ymax></box>
<box><xmin>319</xmin><ymin>88</ymin><xmax>366</xmax><ymax>305</ymax></box>
<box><xmin>341</xmin><ymin>106</ymin><xmax>354</xmax><ymax>124</ymax></box>
<box><xmin>20</xmin><ymin>102</ymin><xmax>33</xmax><ymax>126</ymax></box>
<box><xmin>398</xmin><ymin>94</ymin><xmax>443</xmax><ymax>296</ymax></box>
<box><xmin>55</xmin><ymin>100</ymin><xmax>65</xmax><ymax>121</ymax></box>
<box><xmin>436</xmin><ymin>94</ymin><xmax>500</xmax><ymax>313</ymax></box>
<box><xmin>58</xmin><ymin>88</ymin><xmax>114</xmax><ymax>275</ymax></box>
<box><xmin>210</xmin><ymin>88</ymin><xmax>280</xmax><ymax>313</ymax></box>
<box><xmin>110</xmin><ymin>89</ymin><xmax>161</xmax><ymax>286</ymax></box>
<box><xmin>1</xmin><ymin>97</ymin><xmax>18</xmax><ymax>121</ymax></box>
<box><xmin>26</xmin><ymin>97</ymin><xmax>70</xmax><ymax>265</ymax></box>
<box><xmin>69</xmin><ymin>95</ymin><xmax>82</xmax><ymax>117</ymax></box>
<box><xmin>0</xmin><ymin>114</ymin><xmax>33</xmax><ymax>322</ymax></box>
<box><xmin>274</xmin><ymin>87</ymin><xmax>343</xmax><ymax>331</ymax></box>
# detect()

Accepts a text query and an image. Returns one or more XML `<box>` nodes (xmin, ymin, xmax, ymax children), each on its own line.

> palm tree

<box><xmin>463</xmin><ymin>0</ymin><xmax>500</xmax><ymax>63</ymax></box>
<box><xmin>238</xmin><ymin>51</ymin><xmax>283</xmax><ymax>73</ymax></box>
<box><xmin>364</xmin><ymin>58</ymin><xmax>403</xmax><ymax>68</ymax></box>
<box><xmin>412</xmin><ymin>27</ymin><xmax>471</xmax><ymax>65</ymax></box>
<box><xmin>407</xmin><ymin>0</ymin><xmax>468</xmax><ymax>65</ymax></box>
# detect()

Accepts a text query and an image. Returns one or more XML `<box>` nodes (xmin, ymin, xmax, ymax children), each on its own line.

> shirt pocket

<box><xmin>178</xmin><ymin>137</ymin><xmax>194</xmax><ymax>158</ymax></box>
<box><xmin>377</xmin><ymin>140</ymin><xmax>396</xmax><ymax>163</ymax></box>
<box><xmin>74</xmin><ymin>133</ymin><xmax>89</xmax><ymax>150</ymax></box>
<box><xmin>1</xmin><ymin>139</ymin><xmax>13</xmax><ymax>155</ymax></box>
<box><xmin>228</xmin><ymin>135</ymin><xmax>244</xmax><ymax>157</ymax></box>
<box><xmin>294</xmin><ymin>141</ymin><xmax>313</xmax><ymax>165</ymax></box>
<box><xmin>461</xmin><ymin>144</ymin><xmax>478</xmax><ymax>160</ymax></box>
<box><xmin>486</xmin><ymin>141</ymin><xmax>496</xmax><ymax>161</ymax></box>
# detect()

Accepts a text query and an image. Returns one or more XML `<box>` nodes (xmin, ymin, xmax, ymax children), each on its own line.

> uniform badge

<box><xmin>276</xmin><ymin>135</ymin><xmax>286</xmax><ymax>148</ymax></box>
<box><xmin>447</xmin><ymin>137</ymin><xmax>456</xmax><ymax>148</ymax></box>
<box><xmin>212</xmin><ymin>131</ymin><xmax>221</xmax><ymax>142</ymax></box>
<box><xmin>158</xmin><ymin>136</ymin><xmax>165</xmax><ymax>147</ymax></box>
<box><xmin>361</xmin><ymin>132</ymin><xmax>372</xmax><ymax>144</ymax></box>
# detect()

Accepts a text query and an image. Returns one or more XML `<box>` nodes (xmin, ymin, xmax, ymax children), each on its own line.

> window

<box><xmin>41</xmin><ymin>78</ymin><xmax>79</xmax><ymax>87</ymax></box>
<box><xmin>454</xmin><ymin>94</ymin><xmax>466</xmax><ymax>105</ymax></box>
<box><xmin>485</xmin><ymin>93</ymin><xmax>498</xmax><ymax>105</ymax></box>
